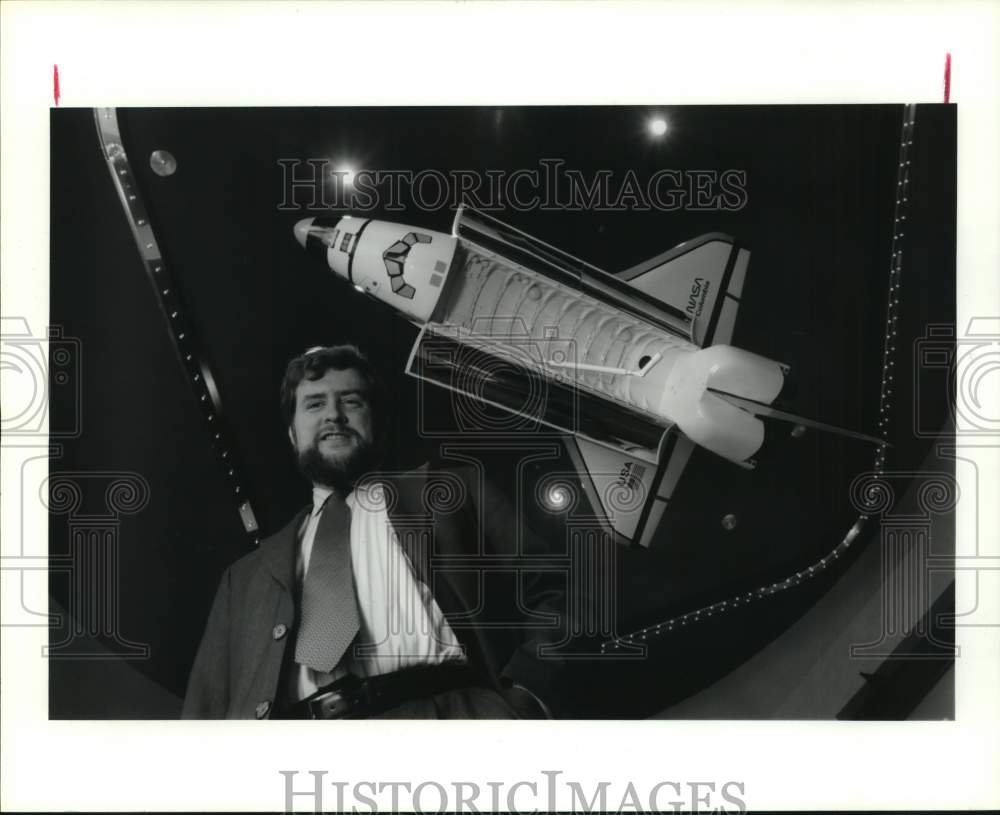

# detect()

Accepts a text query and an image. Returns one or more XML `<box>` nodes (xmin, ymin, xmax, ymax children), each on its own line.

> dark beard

<box><xmin>297</xmin><ymin>434</ymin><xmax>380</xmax><ymax>493</ymax></box>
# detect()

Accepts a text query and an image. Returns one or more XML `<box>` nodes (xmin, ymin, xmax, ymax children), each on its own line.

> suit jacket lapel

<box><xmin>259</xmin><ymin>505</ymin><xmax>310</xmax><ymax>593</ymax></box>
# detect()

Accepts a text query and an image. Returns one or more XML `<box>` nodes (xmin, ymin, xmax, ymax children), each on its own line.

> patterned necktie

<box><xmin>295</xmin><ymin>494</ymin><xmax>359</xmax><ymax>673</ymax></box>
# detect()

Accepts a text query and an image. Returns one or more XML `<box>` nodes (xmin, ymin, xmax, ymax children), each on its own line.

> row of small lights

<box><xmin>600</xmin><ymin>522</ymin><xmax>868</xmax><ymax>651</ymax></box>
<box><xmin>875</xmin><ymin>104</ymin><xmax>917</xmax><ymax>472</ymax></box>
<box><xmin>600</xmin><ymin>106</ymin><xmax>915</xmax><ymax>654</ymax></box>
<box><xmin>96</xmin><ymin>109</ymin><xmax>260</xmax><ymax>544</ymax></box>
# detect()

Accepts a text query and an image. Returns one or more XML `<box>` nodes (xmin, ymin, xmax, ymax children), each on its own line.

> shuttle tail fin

<box><xmin>619</xmin><ymin>234</ymin><xmax>749</xmax><ymax>346</ymax></box>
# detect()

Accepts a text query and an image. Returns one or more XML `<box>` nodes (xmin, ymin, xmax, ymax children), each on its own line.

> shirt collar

<box><xmin>310</xmin><ymin>485</ymin><xmax>336</xmax><ymax>516</ymax></box>
<box><xmin>312</xmin><ymin>484</ymin><xmax>367</xmax><ymax>516</ymax></box>
<box><xmin>313</xmin><ymin>476</ymin><xmax>393</xmax><ymax>516</ymax></box>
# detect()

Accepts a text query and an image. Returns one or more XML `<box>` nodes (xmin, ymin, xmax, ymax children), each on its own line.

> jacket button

<box><xmin>255</xmin><ymin>700</ymin><xmax>271</xmax><ymax>719</ymax></box>
<box><xmin>272</xmin><ymin>623</ymin><xmax>288</xmax><ymax>640</ymax></box>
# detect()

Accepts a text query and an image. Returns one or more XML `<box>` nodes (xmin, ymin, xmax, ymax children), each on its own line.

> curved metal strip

<box><xmin>93</xmin><ymin>108</ymin><xmax>260</xmax><ymax>543</ymax></box>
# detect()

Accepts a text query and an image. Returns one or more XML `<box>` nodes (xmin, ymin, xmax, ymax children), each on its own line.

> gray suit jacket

<box><xmin>182</xmin><ymin>463</ymin><xmax>571</xmax><ymax>719</ymax></box>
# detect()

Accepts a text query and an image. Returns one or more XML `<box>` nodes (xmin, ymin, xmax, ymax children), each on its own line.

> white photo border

<box><xmin>2</xmin><ymin>1</ymin><xmax>998</xmax><ymax>811</ymax></box>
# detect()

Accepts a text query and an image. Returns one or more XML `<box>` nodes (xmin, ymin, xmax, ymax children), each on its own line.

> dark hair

<box><xmin>279</xmin><ymin>344</ymin><xmax>384</xmax><ymax>429</ymax></box>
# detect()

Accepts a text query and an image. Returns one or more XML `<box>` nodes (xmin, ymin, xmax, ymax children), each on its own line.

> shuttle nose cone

<box><xmin>294</xmin><ymin>217</ymin><xmax>316</xmax><ymax>249</ymax></box>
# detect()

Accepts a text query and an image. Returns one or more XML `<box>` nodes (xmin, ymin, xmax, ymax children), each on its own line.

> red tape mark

<box><xmin>53</xmin><ymin>64</ymin><xmax>60</xmax><ymax>106</ymax></box>
<box><xmin>943</xmin><ymin>52</ymin><xmax>951</xmax><ymax>103</ymax></box>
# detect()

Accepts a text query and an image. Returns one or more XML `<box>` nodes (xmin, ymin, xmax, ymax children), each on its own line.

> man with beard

<box><xmin>182</xmin><ymin>345</ymin><xmax>564</xmax><ymax>719</ymax></box>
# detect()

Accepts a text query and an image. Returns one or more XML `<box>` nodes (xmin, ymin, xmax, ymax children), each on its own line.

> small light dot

<box><xmin>648</xmin><ymin>116</ymin><xmax>668</xmax><ymax>137</ymax></box>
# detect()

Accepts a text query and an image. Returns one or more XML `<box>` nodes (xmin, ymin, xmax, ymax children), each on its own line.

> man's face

<box><xmin>288</xmin><ymin>367</ymin><xmax>377</xmax><ymax>489</ymax></box>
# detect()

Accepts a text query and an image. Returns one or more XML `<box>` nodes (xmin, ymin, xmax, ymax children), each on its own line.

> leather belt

<box><xmin>278</xmin><ymin>663</ymin><xmax>483</xmax><ymax>719</ymax></box>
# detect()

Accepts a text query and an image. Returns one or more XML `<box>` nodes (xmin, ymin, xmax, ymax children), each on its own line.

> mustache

<box><xmin>317</xmin><ymin>426</ymin><xmax>357</xmax><ymax>442</ymax></box>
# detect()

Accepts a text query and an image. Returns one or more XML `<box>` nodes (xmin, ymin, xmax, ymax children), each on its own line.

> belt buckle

<box><xmin>310</xmin><ymin>689</ymin><xmax>351</xmax><ymax>719</ymax></box>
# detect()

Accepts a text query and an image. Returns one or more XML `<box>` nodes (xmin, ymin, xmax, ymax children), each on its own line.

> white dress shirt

<box><xmin>291</xmin><ymin>483</ymin><xmax>465</xmax><ymax>702</ymax></box>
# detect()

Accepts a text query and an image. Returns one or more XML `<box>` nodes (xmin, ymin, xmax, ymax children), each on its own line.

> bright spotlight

<box><xmin>336</xmin><ymin>165</ymin><xmax>356</xmax><ymax>186</ymax></box>
<box><xmin>648</xmin><ymin>117</ymin><xmax>668</xmax><ymax>137</ymax></box>
<box><xmin>544</xmin><ymin>484</ymin><xmax>571</xmax><ymax>511</ymax></box>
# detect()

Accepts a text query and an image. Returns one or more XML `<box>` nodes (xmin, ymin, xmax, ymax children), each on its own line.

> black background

<box><xmin>48</xmin><ymin>105</ymin><xmax>955</xmax><ymax>717</ymax></box>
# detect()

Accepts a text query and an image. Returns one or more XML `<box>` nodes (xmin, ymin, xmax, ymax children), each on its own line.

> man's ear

<box><xmin>287</xmin><ymin>426</ymin><xmax>296</xmax><ymax>449</ymax></box>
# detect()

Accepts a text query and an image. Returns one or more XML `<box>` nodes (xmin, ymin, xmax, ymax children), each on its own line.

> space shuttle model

<box><xmin>294</xmin><ymin>208</ymin><xmax>881</xmax><ymax>546</ymax></box>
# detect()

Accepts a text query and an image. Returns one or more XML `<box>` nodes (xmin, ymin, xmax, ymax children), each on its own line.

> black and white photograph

<box><xmin>3</xmin><ymin>2</ymin><xmax>998</xmax><ymax>813</ymax></box>
<box><xmin>47</xmin><ymin>103</ymin><xmax>959</xmax><ymax>724</ymax></box>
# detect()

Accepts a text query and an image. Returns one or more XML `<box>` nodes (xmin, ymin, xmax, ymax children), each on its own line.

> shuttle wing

<box><xmin>565</xmin><ymin>434</ymin><xmax>695</xmax><ymax>548</ymax></box>
<box><xmin>619</xmin><ymin>234</ymin><xmax>749</xmax><ymax>347</ymax></box>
